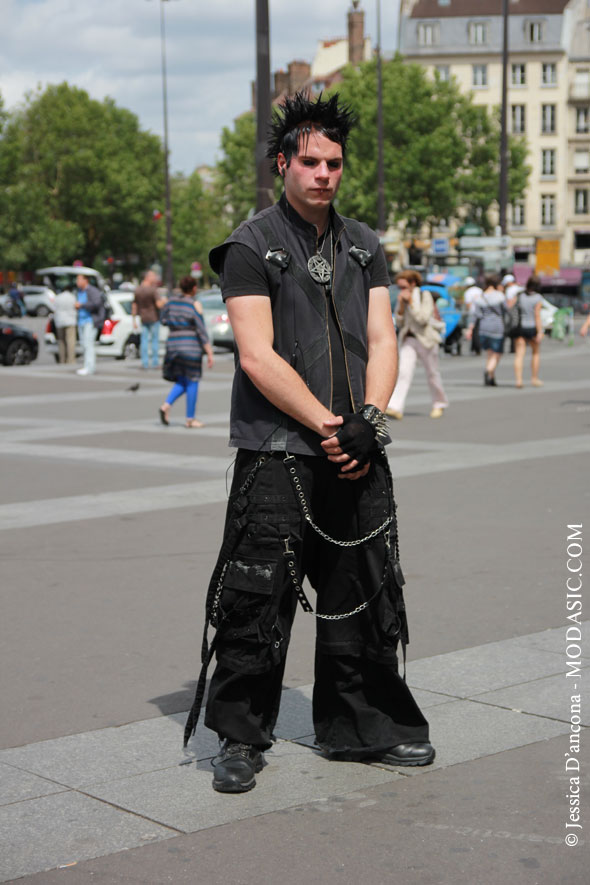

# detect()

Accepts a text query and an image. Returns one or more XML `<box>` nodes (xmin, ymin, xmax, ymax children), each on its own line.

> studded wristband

<box><xmin>358</xmin><ymin>404</ymin><xmax>389</xmax><ymax>445</ymax></box>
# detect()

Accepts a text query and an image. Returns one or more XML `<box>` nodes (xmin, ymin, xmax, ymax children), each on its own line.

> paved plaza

<box><xmin>0</xmin><ymin>329</ymin><xmax>588</xmax><ymax>883</ymax></box>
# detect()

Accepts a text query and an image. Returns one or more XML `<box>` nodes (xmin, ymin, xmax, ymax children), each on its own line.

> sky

<box><xmin>1</xmin><ymin>0</ymin><xmax>400</xmax><ymax>176</ymax></box>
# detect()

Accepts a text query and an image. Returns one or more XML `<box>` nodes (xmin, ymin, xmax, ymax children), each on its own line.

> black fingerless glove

<box><xmin>335</xmin><ymin>413</ymin><xmax>377</xmax><ymax>463</ymax></box>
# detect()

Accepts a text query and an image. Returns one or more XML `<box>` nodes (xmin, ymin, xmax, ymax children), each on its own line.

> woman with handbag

<box><xmin>159</xmin><ymin>276</ymin><xmax>214</xmax><ymax>428</ymax></box>
<box><xmin>385</xmin><ymin>270</ymin><xmax>449</xmax><ymax>420</ymax></box>
<box><xmin>511</xmin><ymin>275</ymin><xmax>544</xmax><ymax>388</ymax></box>
<box><xmin>465</xmin><ymin>274</ymin><xmax>506</xmax><ymax>386</ymax></box>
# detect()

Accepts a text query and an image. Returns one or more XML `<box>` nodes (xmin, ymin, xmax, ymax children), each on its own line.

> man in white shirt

<box><xmin>501</xmin><ymin>273</ymin><xmax>520</xmax><ymax>304</ymax></box>
<box><xmin>463</xmin><ymin>277</ymin><xmax>483</xmax><ymax>354</ymax></box>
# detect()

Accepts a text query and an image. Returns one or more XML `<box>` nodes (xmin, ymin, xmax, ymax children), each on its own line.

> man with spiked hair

<box><xmin>184</xmin><ymin>91</ymin><xmax>434</xmax><ymax>792</ymax></box>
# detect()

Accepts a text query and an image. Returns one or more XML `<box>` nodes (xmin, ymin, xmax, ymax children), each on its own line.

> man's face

<box><xmin>278</xmin><ymin>130</ymin><xmax>343</xmax><ymax>219</ymax></box>
<box><xmin>76</xmin><ymin>275</ymin><xmax>88</xmax><ymax>289</ymax></box>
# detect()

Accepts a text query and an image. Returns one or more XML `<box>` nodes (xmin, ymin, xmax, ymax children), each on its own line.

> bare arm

<box><xmin>364</xmin><ymin>285</ymin><xmax>398</xmax><ymax>408</ymax></box>
<box><xmin>226</xmin><ymin>294</ymin><xmax>337</xmax><ymax>437</ymax></box>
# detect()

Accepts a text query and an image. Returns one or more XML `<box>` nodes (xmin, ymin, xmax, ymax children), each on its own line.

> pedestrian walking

<box><xmin>465</xmin><ymin>274</ymin><xmax>506</xmax><ymax>386</ymax></box>
<box><xmin>183</xmin><ymin>91</ymin><xmax>434</xmax><ymax>795</ymax></box>
<box><xmin>158</xmin><ymin>276</ymin><xmax>213</xmax><ymax>428</ymax></box>
<box><xmin>132</xmin><ymin>270</ymin><xmax>165</xmax><ymax>369</ymax></box>
<box><xmin>511</xmin><ymin>275</ymin><xmax>544</xmax><ymax>388</ymax></box>
<box><xmin>8</xmin><ymin>282</ymin><xmax>26</xmax><ymax>317</ymax></box>
<box><xmin>75</xmin><ymin>274</ymin><xmax>104</xmax><ymax>376</ymax></box>
<box><xmin>385</xmin><ymin>270</ymin><xmax>448</xmax><ymax>420</ymax></box>
<box><xmin>53</xmin><ymin>286</ymin><xmax>77</xmax><ymax>364</ymax></box>
<box><xmin>462</xmin><ymin>276</ymin><xmax>482</xmax><ymax>355</ymax></box>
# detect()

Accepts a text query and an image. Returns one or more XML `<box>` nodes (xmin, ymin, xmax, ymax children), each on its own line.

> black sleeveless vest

<box><xmin>209</xmin><ymin>196</ymin><xmax>381</xmax><ymax>456</ymax></box>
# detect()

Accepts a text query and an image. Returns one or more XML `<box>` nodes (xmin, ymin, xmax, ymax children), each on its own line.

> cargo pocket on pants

<box><xmin>216</xmin><ymin>555</ymin><xmax>280</xmax><ymax>674</ymax></box>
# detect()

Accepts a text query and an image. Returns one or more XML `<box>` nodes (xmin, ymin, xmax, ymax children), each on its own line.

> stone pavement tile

<box><xmin>475</xmin><ymin>667</ymin><xmax>590</xmax><ymax>726</ymax></box>
<box><xmin>274</xmin><ymin>684</ymin><xmax>314</xmax><ymax>738</ymax></box>
<box><xmin>84</xmin><ymin>739</ymin><xmax>401</xmax><ymax>834</ymax></box>
<box><xmin>0</xmin><ymin>762</ymin><xmax>66</xmax><ymax>806</ymax></box>
<box><xmin>407</xmin><ymin>637</ymin><xmax>564</xmax><ymax>698</ymax></box>
<box><xmin>0</xmin><ymin>715</ymin><xmax>218</xmax><ymax>790</ymax></box>
<box><xmin>0</xmin><ymin>790</ymin><xmax>175</xmax><ymax>884</ymax></box>
<box><xmin>15</xmin><ymin>737</ymin><xmax>586</xmax><ymax>885</ymax></box>
<box><xmin>519</xmin><ymin>623</ymin><xmax>590</xmax><ymax>659</ymax></box>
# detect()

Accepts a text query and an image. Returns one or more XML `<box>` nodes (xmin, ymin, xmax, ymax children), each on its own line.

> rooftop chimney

<box><xmin>348</xmin><ymin>1</ymin><xmax>364</xmax><ymax>66</ymax></box>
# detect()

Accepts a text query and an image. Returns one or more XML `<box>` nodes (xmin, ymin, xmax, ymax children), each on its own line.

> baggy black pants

<box><xmin>204</xmin><ymin>449</ymin><xmax>429</xmax><ymax>756</ymax></box>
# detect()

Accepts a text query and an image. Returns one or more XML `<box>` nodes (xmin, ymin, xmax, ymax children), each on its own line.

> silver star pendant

<box><xmin>307</xmin><ymin>254</ymin><xmax>332</xmax><ymax>285</ymax></box>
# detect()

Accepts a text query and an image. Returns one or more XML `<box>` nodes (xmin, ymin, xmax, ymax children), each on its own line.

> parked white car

<box><xmin>44</xmin><ymin>291</ymin><xmax>168</xmax><ymax>361</ymax></box>
<box><xmin>0</xmin><ymin>285</ymin><xmax>56</xmax><ymax>317</ymax></box>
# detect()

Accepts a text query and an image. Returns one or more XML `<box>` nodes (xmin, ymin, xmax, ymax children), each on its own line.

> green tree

<box><xmin>332</xmin><ymin>57</ymin><xmax>530</xmax><ymax>232</ymax></box>
<box><xmin>157</xmin><ymin>169</ymin><xmax>226</xmax><ymax>285</ymax></box>
<box><xmin>0</xmin><ymin>83</ymin><xmax>165</xmax><ymax>271</ymax></box>
<box><xmin>457</xmin><ymin>98</ymin><xmax>531</xmax><ymax>232</ymax></box>
<box><xmin>215</xmin><ymin>112</ymin><xmax>257</xmax><ymax>229</ymax></box>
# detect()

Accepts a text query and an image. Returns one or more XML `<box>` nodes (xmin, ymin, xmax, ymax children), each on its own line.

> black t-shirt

<box><xmin>219</xmin><ymin>234</ymin><xmax>390</xmax><ymax>415</ymax></box>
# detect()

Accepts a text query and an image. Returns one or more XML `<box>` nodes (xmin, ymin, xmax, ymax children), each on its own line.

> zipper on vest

<box><xmin>331</xmin><ymin>227</ymin><xmax>356</xmax><ymax>411</ymax></box>
<box><xmin>317</xmin><ymin>226</ymin><xmax>334</xmax><ymax>410</ymax></box>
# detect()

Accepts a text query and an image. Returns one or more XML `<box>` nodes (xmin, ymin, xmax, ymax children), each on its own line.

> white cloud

<box><xmin>0</xmin><ymin>0</ymin><xmax>400</xmax><ymax>173</ymax></box>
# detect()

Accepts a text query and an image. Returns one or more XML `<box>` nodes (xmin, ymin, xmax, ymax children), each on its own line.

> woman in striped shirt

<box><xmin>159</xmin><ymin>276</ymin><xmax>214</xmax><ymax>428</ymax></box>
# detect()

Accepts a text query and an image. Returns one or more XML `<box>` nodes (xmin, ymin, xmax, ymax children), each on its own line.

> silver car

<box><xmin>198</xmin><ymin>289</ymin><xmax>234</xmax><ymax>350</ymax></box>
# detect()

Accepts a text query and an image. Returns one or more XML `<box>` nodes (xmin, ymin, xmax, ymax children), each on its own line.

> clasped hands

<box><xmin>320</xmin><ymin>412</ymin><xmax>376</xmax><ymax>480</ymax></box>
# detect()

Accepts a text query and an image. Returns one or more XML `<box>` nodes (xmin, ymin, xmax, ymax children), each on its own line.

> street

<box><xmin>0</xmin><ymin>328</ymin><xmax>588</xmax><ymax>883</ymax></box>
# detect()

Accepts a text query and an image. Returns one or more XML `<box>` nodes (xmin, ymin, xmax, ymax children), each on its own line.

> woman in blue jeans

<box><xmin>159</xmin><ymin>276</ymin><xmax>214</xmax><ymax>428</ymax></box>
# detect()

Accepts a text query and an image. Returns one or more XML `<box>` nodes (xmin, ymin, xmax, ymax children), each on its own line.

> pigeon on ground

<box><xmin>126</xmin><ymin>382</ymin><xmax>140</xmax><ymax>392</ymax></box>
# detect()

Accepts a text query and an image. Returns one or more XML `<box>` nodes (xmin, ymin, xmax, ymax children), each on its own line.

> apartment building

<box><xmin>401</xmin><ymin>0</ymin><xmax>590</xmax><ymax>266</ymax></box>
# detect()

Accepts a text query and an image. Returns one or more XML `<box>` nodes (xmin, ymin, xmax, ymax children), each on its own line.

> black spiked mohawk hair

<box><xmin>266</xmin><ymin>91</ymin><xmax>355</xmax><ymax>176</ymax></box>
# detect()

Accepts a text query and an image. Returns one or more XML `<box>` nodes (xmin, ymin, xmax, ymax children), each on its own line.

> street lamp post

<box><xmin>499</xmin><ymin>0</ymin><xmax>509</xmax><ymax>235</ymax></box>
<box><xmin>255</xmin><ymin>0</ymin><xmax>274</xmax><ymax>212</ymax></box>
<box><xmin>147</xmin><ymin>0</ymin><xmax>175</xmax><ymax>294</ymax></box>
<box><xmin>376</xmin><ymin>0</ymin><xmax>386</xmax><ymax>235</ymax></box>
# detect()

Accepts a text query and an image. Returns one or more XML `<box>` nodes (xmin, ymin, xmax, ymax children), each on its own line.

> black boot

<box><xmin>379</xmin><ymin>742</ymin><xmax>436</xmax><ymax>767</ymax></box>
<box><xmin>211</xmin><ymin>740</ymin><xmax>264</xmax><ymax>793</ymax></box>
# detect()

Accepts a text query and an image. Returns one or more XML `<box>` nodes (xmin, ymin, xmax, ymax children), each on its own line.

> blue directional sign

<box><xmin>432</xmin><ymin>238</ymin><xmax>449</xmax><ymax>255</ymax></box>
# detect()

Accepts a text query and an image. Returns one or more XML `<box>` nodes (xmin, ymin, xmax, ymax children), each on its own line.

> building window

<box><xmin>575</xmin><ymin>189</ymin><xmax>589</xmax><ymax>214</ymax></box>
<box><xmin>576</xmin><ymin>107</ymin><xmax>590</xmax><ymax>133</ymax></box>
<box><xmin>541</xmin><ymin>194</ymin><xmax>556</xmax><ymax>227</ymax></box>
<box><xmin>541</xmin><ymin>63</ymin><xmax>557</xmax><ymax>86</ymax></box>
<box><xmin>511</xmin><ymin>104</ymin><xmax>526</xmax><ymax>134</ymax></box>
<box><xmin>527</xmin><ymin>20</ymin><xmax>544</xmax><ymax>43</ymax></box>
<box><xmin>541</xmin><ymin>149</ymin><xmax>556</xmax><ymax>176</ymax></box>
<box><xmin>573</xmin><ymin>69</ymin><xmax>590</xmax><ymax>100</ymax></box>
<box><xmin>435</xmin><ymin>65</ymin><xmax>450</xmax><ymax>82</ymax></box>
<box><xmin>511</xmin><ymin>64</ymin><xmax>526</xmax><ymax>86</ymax></box>
<box><xmin>418</xmin><ymin>22</ymin><xmax>439</xmax><ymax>46</ymax></box>
<box><xmin>574</xmin><ymin>149</ymin><xmax>590</xmax><ymax>173</ymax></box>
<box><xmin>469</xmin><ymin>22</ymin><xmax>488</xmax><ymax>45</ymax></box>
<box><xmin>541</xmin><ymin>104</ymin><xmax>556</xmax><ymax>133</ymax></box>
<box><xmin>472</xmin><ymin>65</ymin><xmax>488</xmax><ymax>87</ymax></box>
<box><xmin>575</xmin><ymin>232</ymin><xmax>590</xmax><ymax>249</ymax></box>
<box><xmin>512</xmin><ymin>201</ymin><xmax>526</xmax><ymax>227</ymax></box>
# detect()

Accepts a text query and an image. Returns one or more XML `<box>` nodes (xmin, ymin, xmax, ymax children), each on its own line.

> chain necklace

<box><xmin>307</xmin><ymin>225</ymin><xmax>333</xmax><ymax>286</ymax></box>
